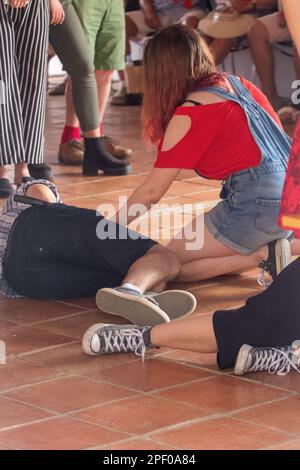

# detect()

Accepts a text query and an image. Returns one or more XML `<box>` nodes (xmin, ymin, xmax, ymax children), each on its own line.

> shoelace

<box><xmin>103</xmin><ymin>328</ymin><xmax>146</xmax><ymax>362</ymax></box>
<box><xmin>248</xmin><ymin>348</ymin><xmax>300</xmax><ymax>376</ymax></box>
<box><xmin>257</xmin><ymin>261</ymin><xmax>273</xmax><ymax>289</ymax></box>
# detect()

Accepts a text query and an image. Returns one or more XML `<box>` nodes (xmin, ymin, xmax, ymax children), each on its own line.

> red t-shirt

<box><xmin>154</xmin><ymin>77</ymin><xmax>283</xmax><ymax>180</ymax></box>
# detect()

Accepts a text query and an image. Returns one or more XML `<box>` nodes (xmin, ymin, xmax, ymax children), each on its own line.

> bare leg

<box><xmin>248</xmin><ymin>21</ymin><xmax>277</xmax><ymax>100</ymax></box>
<box><xmin>151</xmin><ymin>313</ymin><xmax>217</xmax><ymax>353</ymax></box>
<box><xmin>168</xmin><ymin>223</ymin><xmax>266</xmax><ymax>282</ymax></box>
<box><xmin>65</xmin><ymin>78</ymin><xmax>80</xmax><ymax>128</ymax></box>
<box><xmin>209</xmin><ymin>38</ymin><xmax>234</xmax><ymax>65</ymax></box>
<box><xmin>14</xmin><ymin>163</ymin><xmax>30</xmax><ymax>186</ymax></box>
<box><xmin>0</xmin><ymin>166</ymin><xmax>8</xmax><ymax>179</ymax></box>
<box><xmin>181</xmin><ymin>14</ymin><xmax>200</xmax><ymax>30</ymax></box>
<box><xmin>122</xmin><ymin>245</ymin><xmax>180</xmax><ymax>293</ymax></box>
<box><xmin>95</xmin><ymin>70</ymin><xmax>114</xmax><ymax>126</ymax></box>
<box><xmin>291</xmin><ymin>239</ymin><xmax>300</xmax><ymax>255</ymax></box>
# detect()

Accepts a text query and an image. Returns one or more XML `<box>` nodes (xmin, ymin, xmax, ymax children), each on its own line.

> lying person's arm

<box><xmin>26</xmin><ymin>184</ymin><xmax>58</xmax><ymax>203</ymax></box>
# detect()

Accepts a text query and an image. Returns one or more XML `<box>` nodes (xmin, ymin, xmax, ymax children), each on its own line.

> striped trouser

<box><xmin>0</xmin><ymin>0</ymin><xmax>49</xmax><ymax>166</ymax></box>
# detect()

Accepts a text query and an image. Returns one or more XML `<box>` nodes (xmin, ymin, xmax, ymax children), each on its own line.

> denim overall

<box><xmin>199</xmin><ymin>74</ymin><xmax>293</xmax><ymax>254</ymax></box>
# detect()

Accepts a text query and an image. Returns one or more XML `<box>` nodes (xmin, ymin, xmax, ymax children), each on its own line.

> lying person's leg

<box><xmin>83</xmin><ymin>257</ymin><xmax>300</xmax><ymax>376</ymax></box>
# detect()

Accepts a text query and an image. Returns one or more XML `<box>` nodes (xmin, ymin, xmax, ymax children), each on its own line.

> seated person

<box><xmin>1</xmin><ymin>180</ymin><xmax>196</xmax><ymax>326</ymax></box>
<box><xmin>206</xmin><ymin>0</ymin><xmax>278</xmax><ymax>66</ymax></box>
<box><xmin>84</xmin><ymin>255</ymin><xmax>300</xmax><ymax>377</ymax></box>
<box><xmin>248</xmin><ymin>0</ymin><xmax>300</xmax><ymax>111</ymax></box>
<box><xmin>112</xmin><ymin>0</ymin><xmax>209</xmax><ymax>104</ymax></box>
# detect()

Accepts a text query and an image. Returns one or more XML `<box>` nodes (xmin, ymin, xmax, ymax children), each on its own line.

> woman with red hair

<box><xmin>119</xmin><ymin>25</ymin><xmax>300</xmax><ymax>284</ymax></box>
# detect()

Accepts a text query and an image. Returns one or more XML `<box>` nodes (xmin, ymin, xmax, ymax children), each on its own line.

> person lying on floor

<box><xmin>83</xmin><ymin>255</ymin><xmax>300</xmax><ymax>377</ymax></box>
<box><xmin>0</xmin><ymin>180</ymin><xmax>196</xmax><ymax>326</ymax></box>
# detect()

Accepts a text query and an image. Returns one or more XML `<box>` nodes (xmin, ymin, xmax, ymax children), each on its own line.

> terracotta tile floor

<box><xmin>0</xmin><ymin>95</ymin><xmax>299</xmax><ymax>450</ymax></box>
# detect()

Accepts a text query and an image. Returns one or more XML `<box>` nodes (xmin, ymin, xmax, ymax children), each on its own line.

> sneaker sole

<box><xmin>150</xmin><ymin>291</ymin><xmax>196</xmax><ymax>320</ymax></box>
<box><xmin>275</xmin><ymin>238</ymin><xmax>292</xmax><ymax>274</ymax></box>
<box><xmin>96</xmin><ymin>288</ymin><xmax>170</xmax><ymax>326</ymax></box>
<box><xmin>234</xmin><ymin>344</ymin><xmax>253</xmax><ymax>376</ymax></box>
<box><xmin>82</xmin><ymin>322</ymin><xmax>110</xmax><ymax>356</ymax></box>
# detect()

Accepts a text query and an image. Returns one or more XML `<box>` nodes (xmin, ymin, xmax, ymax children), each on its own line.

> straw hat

<box><xmin>199</xmin><ymin>5</ymin><xmax>255</xmax><ymax>39</ymax></box>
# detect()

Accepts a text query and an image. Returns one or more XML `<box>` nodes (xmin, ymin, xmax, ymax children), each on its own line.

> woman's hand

<box><xmin>9</xmin><ymin>0</ymin><xmax>30</xmax><ymax>8</ymax></box>
<box><xmin>50</xmin><ymin>0</ymin><xmax>65</xmax><ymax>26</ymax></box>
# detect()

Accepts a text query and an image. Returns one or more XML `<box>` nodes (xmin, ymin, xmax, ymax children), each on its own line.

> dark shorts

<box><xmin>213</xmin><ymin>256</ymin><xmax>300</xmax><ymax>369</ymax></box>
<box><xmin>3</xmin><ymin>203</ymin><xmax>157</xmax><ymax>300</ymax></box>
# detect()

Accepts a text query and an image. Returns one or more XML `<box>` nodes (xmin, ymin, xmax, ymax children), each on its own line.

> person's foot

<box><xmin>28</xmin><ymin>163</ymin><xmax>53</xmax><ymax>180</ymax></box>
<box><xmin>83</xmin><ymin>138</ymin><xmax>131</xmax><ymax>176</ymax></box>
<box><xmin>111</xmin><ymin>84</ymin><xmax>128</xmax><ymax>106</ymax></box>
<box><xmin>234</xmin><ymin>341</ymin><xmax>300</xmax><ymax>376</ymax></box>
<box><xmin>100</xmin><ymin>136</ymin><xmax>133</xmax><ymax>159</ymax></box>
<box><xmin>145</xmin><ymin>290</ymin><xmax>197</xmax><ymax>320</ymax></box>
<box><xmin>0</xmin><ymin>178</ymin><xmax>13</xmax><ymax>199</ymax></box>
<box><xmin>258</xmin><ymin>238</ymin><xmax>292</xmax><ymax>287</ymax></box>
<box><xmin>96</xmin><ymin>287</ymin><xmax>170</xmax><ymax>326</ymax></box>
<box><xmin>82</xmin><ymin>323</ymin><xmax>152</xmax><ymax>361</ymax></box>
<box><xmin>58</xmin><ymin>140</ymin><xmax>84</xmax><ymax>166</ymax></box>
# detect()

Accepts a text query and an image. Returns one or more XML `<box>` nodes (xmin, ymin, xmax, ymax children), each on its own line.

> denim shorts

<box><xmin>205</xmin><ymin>167</ymin><xmax>293</xmax><ymax>255</ymax></box>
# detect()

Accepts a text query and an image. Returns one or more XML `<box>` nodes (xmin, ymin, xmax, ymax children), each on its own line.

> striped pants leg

<box><xmin>0</xmin><ymin>0</ymin><xmax>49</xmax><ymax>166</ymax></box>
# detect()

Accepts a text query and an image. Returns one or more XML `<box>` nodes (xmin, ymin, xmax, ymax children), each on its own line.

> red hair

<box><xmin>142</xmin><ymin>25</ymin><xmax>224</xmax><ymax>146</ymax></box>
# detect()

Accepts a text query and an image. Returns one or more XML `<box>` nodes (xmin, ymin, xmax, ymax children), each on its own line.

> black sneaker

<box><xmin>82</xmin><ymin>323</ymin><xmax>152</xmax><ymax>361</ymax></box>
<box><xmin>258</xmin><ymin>239</ymin><xmax>291</xmax><ymax>287</ymax></box>
<box><xmin>234</xmin><ymin>341</ymin><xmax>300</xmax><ymax>376</ymax></box>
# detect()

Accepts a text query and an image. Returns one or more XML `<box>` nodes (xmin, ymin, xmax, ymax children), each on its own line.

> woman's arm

<box><xmin>117</xmin><ymin>167</ymin><xmax>180</xmax><ymax>225</ymax></box>
<box><xmin>282</xmin><ymin>0</ymin><xmax>300</xmax><ymax>57</ymax></box>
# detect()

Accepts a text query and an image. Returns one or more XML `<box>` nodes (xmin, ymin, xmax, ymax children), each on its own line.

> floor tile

<box><xmin>20</xmin><ymin>342</ymin><xmax>139</xmax><ymax>375</ymax></box>
<box><xmin>233</xmin><ymin>396</ymin><xmax>300</xmax><ymax>435</ymax></box>
<box><xmin>0</xmin><ymin>417</ymin><xmax>126</xmax><ymax>450</ymax></box>
<box><xmin>0</xmin><ymin>360</ymin><xmax>65</xmax><ymax>392</ymax></box>
<box><xmin>73</xmin><ymin>395</ymin><xmax>208</xmax><ymax>435</ymax></box>
<box><xmin>0</xmin><ymin>298</ymin><xmax>87</xmax><ymax>325</ymax></box>
<box><xmin>83</xmin><ymin>358</ymin><xmax>214</xmax><ymax>392</ymax></box>
<box><xmin>153</xmin><ymin>376</ymin><xmax>290</xmax><ymax>413</ymax></box>
<box><xmin>0</xmin><ymin>397</ymin><xmax>52</xmax><ymax>430</ymax></box>
<box><xmin>1</xmin><ymin>326</ymin><xmax>74</xmax><ymax>357</ymax></box>
<box><xmin>5</xmin><ymin>376</ymin><xmax>137</xmax><ymax>413</ymax></box>
<box><xmin>153</xmin><ymin>417</ymin><xmax>293</xmax><ymax>450</ymax></box>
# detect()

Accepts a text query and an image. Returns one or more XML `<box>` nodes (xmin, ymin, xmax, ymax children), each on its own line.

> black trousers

<box><xmin>214</xmin><ymin>256</ymin><xmax>300</xmax><ymax>369</ymax></box>
<box><xmin>3</xmin><ymin>204</ymin><xmax>156</xmax><ymax>300</ymax></box>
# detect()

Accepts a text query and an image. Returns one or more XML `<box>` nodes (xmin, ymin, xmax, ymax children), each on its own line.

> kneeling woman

<box><xmin>121</xmin><ymin>25</ymin><xmax>300</xmax><ymax>283</ymax></box>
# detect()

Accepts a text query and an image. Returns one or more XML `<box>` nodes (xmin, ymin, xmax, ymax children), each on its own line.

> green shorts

<box><xmin>72</xmin><ymin>0</ymin><xmax>125</xmax><ymax>71</ymax></box>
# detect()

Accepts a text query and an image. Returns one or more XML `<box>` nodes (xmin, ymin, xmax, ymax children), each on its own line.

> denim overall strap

<box><xmin>198</xmin><ymin>75</ymin><xmax>291</xmax><ymax>171</ymax></box>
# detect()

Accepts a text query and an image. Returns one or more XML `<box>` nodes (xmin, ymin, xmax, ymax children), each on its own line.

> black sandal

<box><xmin>0</xmin><ymin>178</ymin><xmax>13</xmax><ymax>199</ymax></box>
